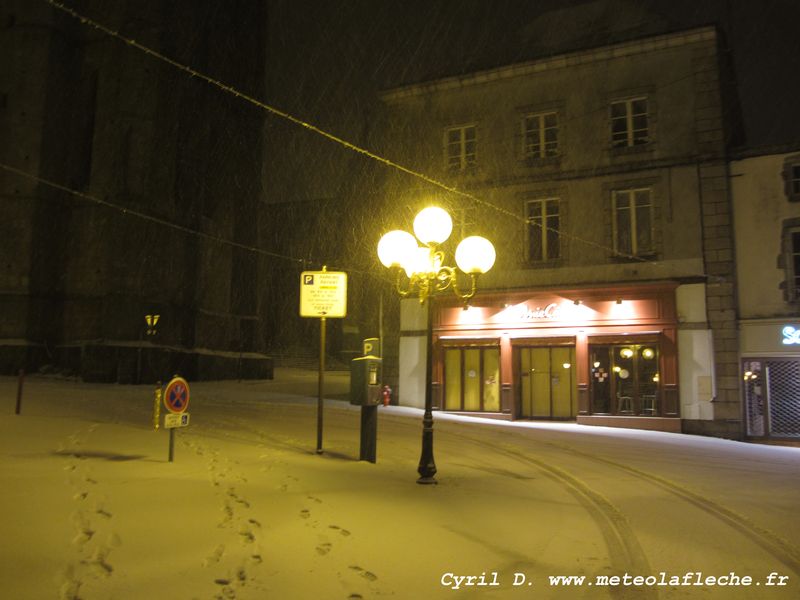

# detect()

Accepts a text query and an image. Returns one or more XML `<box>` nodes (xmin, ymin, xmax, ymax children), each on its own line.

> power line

<box><xmin>42</xmin><ymin>0</ymin><xmax>710</xmax><ymax>269</ymax></box>
<box><xmin>0</xmin><ymin>161</ymin><xmax>312</xmax><ymax>268</ymax></box>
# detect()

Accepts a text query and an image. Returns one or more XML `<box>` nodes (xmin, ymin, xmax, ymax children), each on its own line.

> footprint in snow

<box><xmin>203</xmin><ymin>544</ymin><xmax>225</xmax><ymax>567</ymax></box>
<box><xmin>329</xmin><ymin>525</ymin><xmax>351</xmax><ymax>537</ymax></box>
<box><xmin>349</xmin><ymin>566</ymin><xmax>377</xmax><ymax>581</ymax></box>
<box><xmin>316</xmin><ymin>542</ymin><xmax>332</xmax><ymax>556</ymax></box>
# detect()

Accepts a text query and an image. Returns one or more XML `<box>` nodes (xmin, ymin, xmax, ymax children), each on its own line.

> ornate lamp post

<box><xmin>377</xmin><ymin>206</ymin><xmax>496</xmax><ymax>484</ymax></box>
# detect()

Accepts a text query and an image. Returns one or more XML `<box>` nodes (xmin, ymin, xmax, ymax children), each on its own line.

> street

<box><xmin>1</xmin><ymin>370</ymin><xmax>798</xmax><ymax>599</ymax></box>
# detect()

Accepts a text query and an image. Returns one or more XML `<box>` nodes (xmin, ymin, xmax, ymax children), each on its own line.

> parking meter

<box><xmin>350</xmin><ymin>355</ymin><xmax>382</xmax><ymax>406</ymax></box>
<box><xmin>350</xmin><ymin>355</ymin><xmax>382</xmax><ymax>462</ymax></box>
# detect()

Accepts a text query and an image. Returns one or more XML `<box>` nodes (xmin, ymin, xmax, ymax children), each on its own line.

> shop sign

<box><xmin>782</xmin><ymin>326</ymin><xmax>800</xmax><ymax>345</ymax></box>
<box><xmin>494</xmin><ymin>302</ymin><xmax>562</xmax><ymax>323</ymax></box>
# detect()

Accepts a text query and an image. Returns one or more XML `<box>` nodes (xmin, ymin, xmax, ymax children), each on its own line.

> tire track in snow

<box><xmin>439</xmin><ymin>422</ymin><xmax>800</xmax><ymax>584</ymax></box>
<box><xmin>461</xmin><ymin>424</ymin><xmax>800</xmax><ymax>580</ymax></box>
<box><xmin>555</xmin><ymin>443</ymin><xmax>800</xmax><ymax>578</ymax></box>
<box><xmin>444</xmin><ymin>430</ymin><xmax>657</xmax><ymax>600</ymax></box>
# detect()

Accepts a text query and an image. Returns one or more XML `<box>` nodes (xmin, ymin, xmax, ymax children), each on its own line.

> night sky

<box><xmin>265</xmin><ymin>0</ymin><xmax>800</xmax><ymax>151</ymax></box>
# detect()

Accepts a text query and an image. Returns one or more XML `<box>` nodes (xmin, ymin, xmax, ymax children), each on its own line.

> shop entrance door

<box><xmin>443</xmin><ymin>346</ymin><xmax>501</xmax><ymax>412</ymax></box>
<box><xmin>518</xmin><ymin>346</ymin><xmax>576</xmax><ymax>418</ymax></box>
<box><xmin>744</xmin><ymin>358</ymin><xmax>800</xmax><ymax>438</ymax></box>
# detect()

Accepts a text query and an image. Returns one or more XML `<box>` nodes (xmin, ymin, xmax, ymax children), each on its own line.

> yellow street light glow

<box><xmin>620</xmin><ymin>348</ymin><xmax>634</xmax><ymax>359</ymax></box>
<box><xmin>642</xmin><ymin>348</ymin><xmax>655</xmax><ymax>359</ymax></box>
<box><xmin>455</xmin><ymin>236</ymin><xmax>496</xmax><ymax>274</ymax></box>
<box><xmin>413</xmin><ymin>206</ymin><xmax>453</xmax><ymax>245</ymax></box>
<box><xmin>377</xmin><ymin>230</ymin><xmax>418</xmax><ymax>268</ymax></box>
<box><xmin>404</xmin><ymin>246</ymin><xmax>434</xmax><ymax>278</ymax></box>
<box><xmin>562</xmin><ymin>362</ymin><xmax>571</xmax><ymax>369</ymax></box>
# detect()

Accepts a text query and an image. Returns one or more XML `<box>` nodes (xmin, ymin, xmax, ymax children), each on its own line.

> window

<box><xmin>612</xmin><ymin>188</ymin><xmax>653</xmax><ymax>257</ymax></box>
<box><xmin>590</xmin><ymin>343</ymin><xmax>660</xmax><ymax>415</ymax></box>
<box><xmin>786</xmin><ymin>226</ymin><xmax>800</xmax><ymax>301</ymax></box>
<box><xmin>445</xmin><ymin>125</ymin><xmax>476</xmax><ymax>172</ymax></box>
<box><xmin>526</xmin><ymin>198</ymin><xmax>560</xmax><ymax>262</ymax></box>
<box><xmin>781</xmin><ymin>156</ymin><xmax>800</xmax><ymax>202</ymax></box>
<box><xmin>523</xmin><ymin>112</ymin><xmax>558</xmax><ymax>158</ymax></box>
<box><xmin>611</xmin><ymin>97</ymin><xmax>649</xmax><ymax>147</ymax></box>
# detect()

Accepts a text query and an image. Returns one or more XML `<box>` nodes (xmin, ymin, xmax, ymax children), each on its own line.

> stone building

<box><xmin>0</xmin><ymin>1</ymin><xmax>272</xmax><ymax>381</ymax></box>
<box><xmin>731</xmin><ymin>147</ymin><xmax>800</xmax><ymax>440</ymax></box>
<box><xmin>378</xmin><ymin>26</ymin><xmax>744</xmax><ymax>437</ymax></box>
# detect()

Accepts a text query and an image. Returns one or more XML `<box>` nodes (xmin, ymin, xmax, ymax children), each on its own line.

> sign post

<box><xmin>163</xmin><ymin>375</ymin><xmax>190</xmax><ymax>462</ymax></box>
<box><xmin>300</xmin><ymin>266</ymin><xmax>347</xmax><ymax>454</ymax></box>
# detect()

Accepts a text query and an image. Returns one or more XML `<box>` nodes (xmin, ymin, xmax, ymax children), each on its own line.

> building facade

<box><xmin>1</xmin><ymin>1</ymin><xmax>272</xmax><ymax>381</ymax></box>
<box><xmin>731</xmin><ymin>149</ymin><xmax>800</xmax><ymax>440</ymax></box>
<box><xmin>380</xmin><ymin>27</ymin><xmax>743</xmax><ymax>436</ymax></box>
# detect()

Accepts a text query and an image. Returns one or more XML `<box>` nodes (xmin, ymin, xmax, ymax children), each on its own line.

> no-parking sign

<box><xmin>164</xmin><ymin>376</ymin><xmax>190</xmax><ymax>414</ymax></box>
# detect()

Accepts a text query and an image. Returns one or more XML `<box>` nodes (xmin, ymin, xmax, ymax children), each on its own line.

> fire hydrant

<box><xmin>382</xmin><ymin>385</ymin><xmax>392</xmax><ymax>407</ymax></box>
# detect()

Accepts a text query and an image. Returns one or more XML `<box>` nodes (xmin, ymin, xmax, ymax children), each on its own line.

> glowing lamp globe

<box><xmin>413</xmin><ymin>206</ymin><xmax>453</xmax><ymax>245</ymax></box>
<box><xmin>404</xmin><ymin>246</ymin><xmax>434</xmax><ymax>278</ymax></box>
<box><xmin>377</xmin><ymin>230</ymin><xmax>417</xmax><ymax>268</ymax></box>
<box><xmin>455</xmin><ymin>236</ymin><xmax>496</xmax><ymax>274</ymax></box>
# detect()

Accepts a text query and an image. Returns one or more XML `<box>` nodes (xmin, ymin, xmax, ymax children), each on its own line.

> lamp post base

<box><xmin>416</xmin><ymin>413</ymin><xmax>437</xmax><ymax>484</ymax></box>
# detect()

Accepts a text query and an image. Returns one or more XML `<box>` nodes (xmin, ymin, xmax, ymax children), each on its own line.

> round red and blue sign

<box><xmin>164</xmin><ymin>376</ymin><xmax>190</xmax><ymax>414</ymax></box>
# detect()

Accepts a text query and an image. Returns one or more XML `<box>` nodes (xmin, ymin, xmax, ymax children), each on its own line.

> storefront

<box><xmin>430</xmin><ymin>283</ymin><xmax>681</xmax><ymax>432</ymax></box>
<box><xmin>741</xmin><ymin>319</ymin><xmax>800</xmax><ymax>439</ymax></box>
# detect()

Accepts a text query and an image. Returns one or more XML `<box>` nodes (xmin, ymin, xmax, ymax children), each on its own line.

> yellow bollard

<box><xmin>153</xmin><ymin>381</ymin><xmax>162</xmax><ymax>431</ymax></box>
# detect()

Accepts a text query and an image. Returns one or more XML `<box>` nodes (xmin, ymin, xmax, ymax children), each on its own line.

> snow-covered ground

<box><xmin>1</xmin><ymin>369</ymin><xmax>798</xmax><ymax>600</ymax></box>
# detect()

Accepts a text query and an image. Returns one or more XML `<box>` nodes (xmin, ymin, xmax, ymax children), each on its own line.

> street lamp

<box><xmin>377</xmin><ymin>206</ymin><xmax>496</xmax><ymax>484</ymax></box>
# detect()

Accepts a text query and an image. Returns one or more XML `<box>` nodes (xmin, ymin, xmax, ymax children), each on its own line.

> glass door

<box><xmin>443</xmin><ymin>346</ymin><xmax>501</xmax><ymax>412</ymax></box>
<box><xmin>518</xmin><ymin>346</ymin><xmax>576</xmax><ymax>418</ymax></box>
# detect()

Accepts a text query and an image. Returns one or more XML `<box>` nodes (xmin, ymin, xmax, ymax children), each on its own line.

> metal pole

<box><xmin>168</xmin><ymin>428</ymin><xmax>175</xmax><ymax>462</ymax></box>
<box><xmin>136</xmin><ymin>329</ymin><xmax>143</xmax><ymax>385</ymax></box>
<box><xmin>378</xmin><ymin>291</ymin><xmax>384</xmax><ymax>357</ymax></box>
<box><xmin>417</xmin><ymin>298</ymin><xmax>437</xmax><ymax>484</ymax></box>
<box><xmin>317</xmin><ymin>315</ymin><xmax>326</xmax><ymax>454</ymax></box>
<box><xmin>360</xmin><ymin>405</ymin><xmax>378</xmax><ymax>463</ymax></box>
<box><xmin>15</xmin><ymin>368</ymin><xmax>24</xmax><ymax>415</ymax></box>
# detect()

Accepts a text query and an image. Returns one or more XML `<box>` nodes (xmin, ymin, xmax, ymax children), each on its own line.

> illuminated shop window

<box><xmin>526</xmin><ymin>198</ymin><xmax>560</xmax><ymax>262</ymax></box>
<box><xmin>612</xmin><ymin>188</ymin><xmax>653</xmax><ymax>257</ymax></box>
<box><xmin>610</xmin><ymin>97</ymin><xmax>649</xmax><ymax>147</ymax></box>
<box><xmin>444</xmin><ymin>346</ymin><xmax>500</xmax><ymax>412</ymax></box>
<box><xmin>444</xmin><ymin>125</ymin><xmax>476</xmax><ymax>173</ymax></box>
<box><xmin>590</xmin><ymin>343</ymin><xmax>660</xmax><ymax>415</ymax></box>
<box><xmin>523</xmin><ymin>111</ymin><xmax>559</xmax><ymax>158</ymax></box>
